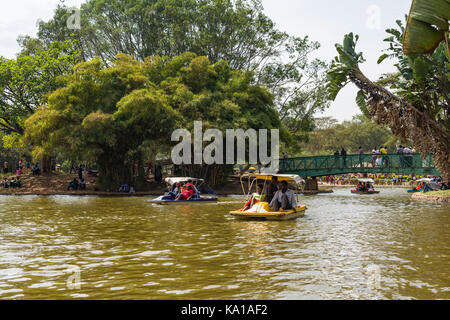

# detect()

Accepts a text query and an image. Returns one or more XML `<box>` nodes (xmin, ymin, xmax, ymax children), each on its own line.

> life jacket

<box><xmin>252</xmin><ymin>193</ymin><xmax>265</xmax><ymax>201</ymax></box>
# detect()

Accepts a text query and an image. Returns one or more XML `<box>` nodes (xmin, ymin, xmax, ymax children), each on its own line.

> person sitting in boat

<box><xmin>185</xmin><ymin>179</ymin><xmax>200</xmax><ymax>199</ymax></box>
<box><xmin>243</xmin><ymin>184</ymin><xmax>265</xmax><ymax>211</ymax></box>
<box><xmin>162</xmin><ymin>182</ymin><xmax>182</xmax><ymax>200</ymax></box>
<box><xmin>366</xmin><ymin>182</ymin><xmax>374</xmax><ymax>191</ymax></box>
<box><xmin>416</xmin><ymin>182</ymin><xmax>423</xmax><ymax>192</ymax></box>
<box><xmin>269</xmin><ymin>181</ymin><xmax>296</xmax><ymax>212</ymax></box>
<box><xmin>423</xmin><ymin>183</ymin><xmax>433</xmax><ymax>193</ymax></box>
<box><xmin>265</xmin><ymin>176</ymin><xmax>279</xmax><ymax>203</ymax></box>
<box><xmin>175</xmin><ymin>185</ymin><xmax>196</xmax><ymax>201</ymax></box>
<box><xmin>356</xmin><ymin>182</ymin><xmax>363</xmax><ymax>191</ymax></box>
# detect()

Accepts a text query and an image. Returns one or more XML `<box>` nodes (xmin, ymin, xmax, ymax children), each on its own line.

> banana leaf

<box><xmin>403</xmin><ymin>0</ymin><xmax>450</xmax><ymax>54</ymax></box>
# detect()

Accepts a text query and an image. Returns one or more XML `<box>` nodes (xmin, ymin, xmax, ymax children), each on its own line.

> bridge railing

<box><xmin>279</xmin><ymin>154</ymin><xmax>438</xmax><ymax>177</ymax></box>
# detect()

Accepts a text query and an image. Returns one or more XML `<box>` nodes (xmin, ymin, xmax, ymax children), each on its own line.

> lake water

<box><xmin>0</xmin><ymin>188</ymin><xmax>449</xmax><ymax>299</ymax></box>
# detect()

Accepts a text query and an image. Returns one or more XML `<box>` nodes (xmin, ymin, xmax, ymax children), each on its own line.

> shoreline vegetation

<box><xmin>1</xmin><ymin>173</ymin><xmax>446</xmax><ymax>200</ymax></box>
<box><xmin>411</xmin><ymin>190</ymin><xmax>450</xmax><ymax>203</ymax></box>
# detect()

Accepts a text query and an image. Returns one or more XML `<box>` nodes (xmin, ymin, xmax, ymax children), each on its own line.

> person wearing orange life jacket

<box><xmin>176</xmin><ymin>185</ymin><xmax>196</xmax><ymax>201</ymax></box>
<box><xmin>184</xmin><ymin>179</ymin><xmax>200</xmax><ymax>198</ymax></box>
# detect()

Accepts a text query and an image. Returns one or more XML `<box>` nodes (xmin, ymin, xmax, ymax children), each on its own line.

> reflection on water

<box><xmin>0</xmin><ymin>189</ymin><xmax>449</xmax><ymax>299</ymax></box>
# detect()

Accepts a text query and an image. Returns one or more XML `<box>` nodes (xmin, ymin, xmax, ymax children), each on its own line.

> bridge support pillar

<box><xmin>304</xmin><ymin>178</ymin><xmax>318</xmax><ymax>192</ymax></box>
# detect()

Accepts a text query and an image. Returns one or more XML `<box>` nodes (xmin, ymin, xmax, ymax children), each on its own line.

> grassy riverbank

<box><xmin>411</xmin><ymin>190</ymin><xmax>450</xmax><ymax>203</ymax></box>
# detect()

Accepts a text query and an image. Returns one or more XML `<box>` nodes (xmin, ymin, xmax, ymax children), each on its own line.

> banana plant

<box><xmin>326</xmin><ymin>33</ymin><xmax>450</xmax><ymax>181</ymax></box>
<box><xmin>403</xmin><ymin>0</ymin><xmax>450</xmax><ymax>55</ymax></box>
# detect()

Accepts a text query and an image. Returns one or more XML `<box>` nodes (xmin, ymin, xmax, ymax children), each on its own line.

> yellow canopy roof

<box><xmin>241</xmin><ymin>174</ymin><xmax>305</xmax><ymax>185</ymax></box>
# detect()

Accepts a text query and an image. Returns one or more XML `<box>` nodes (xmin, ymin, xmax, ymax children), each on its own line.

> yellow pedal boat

<box><xmin>229</xmin><ymin>173</ymin><xmax>307</xmax><ymax>221</ymax></box>
<box><xmin>230</xmin><ymin>202</ymin><xmax>307</xmax><ymax>220</ymax></box>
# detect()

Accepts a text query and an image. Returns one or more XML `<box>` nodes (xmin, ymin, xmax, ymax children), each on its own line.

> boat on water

<box><xmin>351</xmin><ymin>178</ymin><xmax>380</xmax><ymax>194</ymax></box>
<box><xmin>230</xmin><ymin>174</ymin><xmax>307</xmax><ymax>220</ymax></box>
<box><xmin>148</xmin><ymin>177</ymin><xmax>218</xmax><ymax>204</ymax></box>
<box><xmin>407</xmin><ymin>178</ymin><xmax>439</xmax><ymax>193</ymax></box>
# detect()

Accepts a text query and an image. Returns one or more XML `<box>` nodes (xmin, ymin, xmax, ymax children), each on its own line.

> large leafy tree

<box><xmin>0</xmin><ymin>40</ymin><xmax>81</xmax><ymax>136</ymax></box>
<box><xmin>24</xmin><ymin>53</ymin><xmax>284</xmax><ymax>188</ymax></box>
<box><xmin>301</xmin><ymin>115</ymin><xmax>398</xmax><ymax>156</ymax></box>
<box><xmin>35</xmin><ymin>0</ymin><xmax>328</xmax><ymax>140</ymax></box>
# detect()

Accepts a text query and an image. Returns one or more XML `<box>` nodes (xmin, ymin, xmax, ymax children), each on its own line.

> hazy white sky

<box><xmin>0</xmin><ymin>0</ymin><xmax>413</xmax><ymax>121</ymax></box>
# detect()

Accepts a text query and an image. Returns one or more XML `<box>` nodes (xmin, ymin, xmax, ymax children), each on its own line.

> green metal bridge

<box><xmin>278</xmin><ymin>154</ymin><xmax>440</xmax><ymax>178</ymax></box>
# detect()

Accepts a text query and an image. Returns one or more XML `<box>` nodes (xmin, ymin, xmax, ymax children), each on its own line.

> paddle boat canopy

<box><xmin>230</xmin><ymin>173</ymin><xmax>307</xmax><ymax>220</ymax></box>
<box><xmin>351</xmin><ymin>178</ymin><xmax>380</xmax><ymax>194</ymax></box>
<box><xmin>148</xmin><ymin>177</ymin><xmax>218</xmax><ymax>204</ymax></box>
<box><xmin>407</xmin><ymin>178</ymin><xmax>439</xmax><ymax>193</ymax></box>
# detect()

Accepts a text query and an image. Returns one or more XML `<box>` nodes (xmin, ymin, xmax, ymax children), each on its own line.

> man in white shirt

<box><xmin>270</xmin><ymin>181</ymin><xmax>296</xmax><ymax>212</ymax></box>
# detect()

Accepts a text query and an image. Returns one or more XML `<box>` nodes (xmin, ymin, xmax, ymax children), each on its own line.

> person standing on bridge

<box><xmin>341</xmin><ymin>148</ymin><xmax>347</xmax><ymax>167</ymax></box>
<box><xmin>371</xmin><ymin>147</ymin><xmax>378</xmax><ymax>167</ymax></box>
<box><xmin>334</xmin><ymin>151</ymin><xmax>340</xmax><ymax>168</ymax></box>
<box><xmin>380</xmin><ymin>146</ymin><xmax>390</xmax><ymax>168</ymax></box>
<box><xmin>397</xmin><ymin>145</ymin><xmax>405</xmax><ymax>167</ymax></box>
<box><xmin>403</xmin><ymin>146</ymin><xmax>413</xmax><ymax>167</ymax></box>
<box><xmin>358</xmin><ymin>146</ymin><xmax>364</xmax><ymax>167</ymax></box>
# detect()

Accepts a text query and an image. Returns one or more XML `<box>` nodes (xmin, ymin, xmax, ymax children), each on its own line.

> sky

<box><xmin>0</xmin><ymin>0</ymin><xmax>413</xmax><ymax>122</ymax></box>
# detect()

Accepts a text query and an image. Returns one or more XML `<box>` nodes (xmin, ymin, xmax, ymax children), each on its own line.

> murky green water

<box><xmin>0</xmin><ymin>188</ymin><xmax>449</xmax><ymax>300</ymax></box>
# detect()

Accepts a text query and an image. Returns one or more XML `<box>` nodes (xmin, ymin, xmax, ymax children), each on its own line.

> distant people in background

<box><xmin>78</xmin><ymin>165</ymin><xmax>83</xmax><ymax>180</ymax></box>
<box><xmin>155</xmin><ymin>165</ymin><xmax>162</xmax><ymax>182</ymax></box>
<box><xmin>16</xmin><ymin>167</ymin><xmax>22</xmax><ymax>179</ymax></box>
<box><xmin>371</xmin><ymin>147</ymin><xmax>377</xmax><ymax>167</ymax></box>
<box><xmin>26</xmin><ymin>161</ymin><xmax>30</xmax><ymax>169</ymax></box>
<box><xmin>397</xmin><ymin>145</ymin><xmax>405</xmax><ymax>167</ymax></box>
<box><xmin>3</xmin><ymin>161</ymin><xmax>8</xmax><ymax>174</ymax></box>
<box><xmin>79</xmin><ymin>178</ymin><xmax>86</xmax><ymax>190</ymax></box>
<box><xmin>358</xmin><ymin>146</ymin><xmax>364</xmax><ymax>167</ymax></box>
<box><xmin>147</xmin><ymin>161</ymin><xmax>153</xmax><ymax>175</ymax></box>
<box><xmin>341</xmin><ymin>148</ymin><xmax>347</xmax><ymax>167</ymax></box>
<box><xmin>282</xmin><ymin>151</ymin><xmax>288</xmax><ymax>160</ymax></box>
<box><xmin>380</xmin><ymin>146</ymin><xmax>390</xmax><ymax>167</ymax></box>
<box><xmin>32</xmin><ymin>163</ymin><xmax>40</xmax><ymax>175</ymax></box>
<box><xmin>70</xmin><ymin>164</ymin><xmax>76</xmax><ymax>174</ymax></box>
<box><xmin>119</xmin><ymin>184</ymin><xmax>131</xmax><ymax>192</ymax></box>
<box><xmin>334</xmin><ymin>150</ymin><xmax>340</xmax><ymax>168</ymax></box>
<box><xmin>10</xmin><ymin>177</ymin><xmax>21</xmax><ymax>188</ymax></box>
<box><xmin>403</xmin><ymin>146</ymin><xmax>413</xmax><ymax>166</ymax></box>
<box><xmin>1</xmin><ymin>177</ymin><xmax>9</xmax><ymax>188</ymax></box>
<box><xmin>68</xmin><ymin>178</ymin><xmax>79</xmax><ymax>190</ymax></box>
<box><xmin>18</xmin><ymin>159</ymin><xmax>23</xmax><ymax>169</ymax></box>
<box><xmin>375</xmin><ymin>148</ymin><xmax>382</xmax><ymax>167</ymax></box>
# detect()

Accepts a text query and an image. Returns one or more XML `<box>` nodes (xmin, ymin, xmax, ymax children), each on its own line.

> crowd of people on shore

<box><xmin>1</xmin><ymin>177</ymin><xmax>21</xmax><ymax>188</ymax></box>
